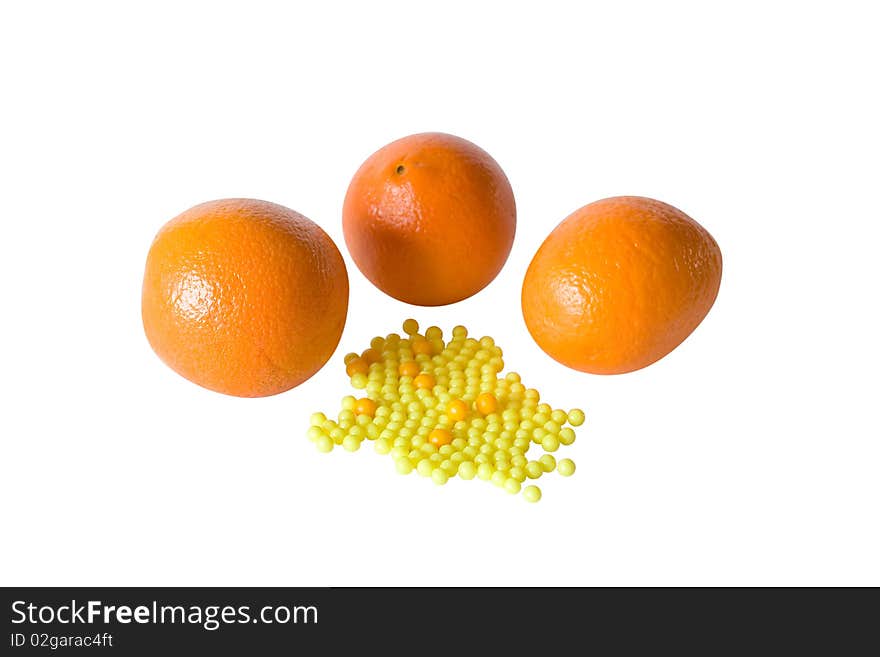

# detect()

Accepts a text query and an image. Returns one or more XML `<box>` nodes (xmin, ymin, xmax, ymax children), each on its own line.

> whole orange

<box><xmin>522</xmin><ymin>196</ymin><xmax>722</xmax><ymax>374</ymax></box>
<box><xmin>142</xmin><ymin>198</ymin><xmax>349</xmax><ymax>397</ymax></box>
<box><xmin>343</xmin><ymin>132</ymin><xmax>516</xmax><ymax>306</ymax></box>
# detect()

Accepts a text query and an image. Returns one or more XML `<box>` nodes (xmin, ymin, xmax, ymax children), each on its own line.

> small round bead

<box><xmin>477</xmin><ymin>463</ymin><xmax>493</xmax><ymax>480</ymax></box>
<box><xmin>310</xmin><ymin>412</ymin><xmax>327</xmax><ymax>427</ymax></box>
<box><xmin>525</xmin><ymin>461</ymin><xmax>543</xmax><ymax>479</ymax></box>
<box><xmin>413</xmin><ymin>373</ymin><xmax>436</xmax><ymax>389</ymax></box>
<box><xmin>504</xmin><ymin>478</ymin><xmax>521</xmax><ymax>495</ymax></box>
<box><xmin>354</xmin><ymin>397</ymin><xmax>377</xmax><ymax>417</ymax></box>
<box><xmin>491</xmin><ymin>470</ymin><xmax>507</xmax><ymax>487</ymax></box>
<box><xmin>541</xmin><ymin>434</ymin><xmax>560</xmax><ymax>452</ymax></box>
<box><xmin>342</xmin><ymin>435</ymin><xmax>361</xmax><ymax>452</ymax></box>
<box><xmin>398</xmin><ymin>361</ymin><xmax>420</xmax><ymax>378</ymax></box>
<box><xmin>568</xmin><ymin>409</ymin><xmax>586</xmax><ymax>426</ymax></box>
<box><xmin>315</xmin><ymin>435</ymin><xmax>333</xmax><ymax>453</ymax></box>
<box><xmin>458</xmin><ymin>461</ymin><xmax>477</xmax><ymax>480</ymax></box>
<box><xmin>361</xmin><ymin>348</ymin><xmax>381</xmax><ymax>364</ymax></box>
<box><xmin>558</xmin><ymin>428</ymin><xmax>576</xmax><ymax>445</ymax></box>
<box><xmin>475</xmin><ymin>392</ymin><xmax>498</xmax><ymax>415</ymax></box>
<box><xmin>351</xmin><ymin>373</ymin><xmax>368</xmax><ymax>389</ymax></box>
<box><xmin>346</xmin><ymin>358</ymin><xmax>369</xmax><ymax>377</ymax></box>
<box><xmin>539</xmin><ymin>454</ymin><xmax>556</xmax><ymax>472</ymax></box>
<box><xmin>522</xmin><ymin>485</ymin><xmax>542</xmax><ymax>503</ymax></box>
<box><xmin>543</xmin><ymin>420</ymin><xmax>561</xmax><ymax>434</ymax></box>
<box><xmin>411</xmin><ymin>339</ymin><xmax>434</xmax><ymax>356</ymax></box>
<box><xmin>446</xmin><ymin>399</ymin><xmax>469</xmax><ymax>422</ymax></box>
<box><xmin>428</xmin><ymin>428</ymin><xmax>453</xmax><ymax>447</ymax></box>
<box><xmin>550</xmin><ymin>409</ymin><xmax>568</xmax><ymax>424</ymax></box>
<box><xmin>432</xmin><ymin>469</ymin><xmax>449</xmax><ymax>485</ymax></box>
<box><xmin>402</xmin><ymin>318</ymin><xmax>419</xmax><ymax>335</ymax></box>
<box><xmin>557</xmin><ymin>458</ymin><xmax>576</xmax><ymax>476</ymax></box>
<box><xmin>417</xmin><ymin>459</ymin><xmax>434</xmax><ymax>477</ymax></box>
<box><xmin>395</xmin><ymin>458</ymin><xmax>414</xmax><ymax>475</ymax></box>
<box><xmin>306</xmin><ymin>426</ymin><xmax>325</xmax><ymax>442</ymax></box>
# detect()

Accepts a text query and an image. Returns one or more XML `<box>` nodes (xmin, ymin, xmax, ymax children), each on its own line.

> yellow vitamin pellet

<box><xmin>432</xmin><ymin>469</ymin><xmax>449</xmax><ymax>485</ymax></box>
<box><xmin>342</xmin><ymin>435</ymin><xmax>361</xmax><ymax>452</ymax></box>
<box><xmin>541</xmin><ymin>434</ymin><xmax>560</xmax><ymax>452</ymax></box>
<box><xmin>525</xmin><ymin>461</ymin><xmax>543</xmax><ymax>479</ymax></box>
<box><xmin>523</xmin><ymin>485</ymin><xmax>542</xmax><ymax>503</ymax></box>
<box><xmin>539</xmin><ymin>454</ymin><xmax>556</xmax><ymax>472</ymax></box>
<box><xmin>558</xmin><ymin>458</ymin><xmax>576</xmax><ymax>476</ymax></box>
<box><xmin>458</xmin><ymin>461</ymin><xmax>477</xmax><ymax>480</ymax></box>
<box><xmin>504</xmin><ymin>478</ymin><xmax>521</xmax><ymax>495</ymax></box>
<box><xmin>402</xmin><ymin>318</ymin><xmax>420</xmax><ymax>336</ymax></box>
<box><xmin>559</xmin><ymin>427</ymin><xmax>576</xmax><ymax>445</ymax></box>
<box><xmin>568</xmin><ymin>408</ymin><xmax>585</xmax><ymax>426</ymax></box>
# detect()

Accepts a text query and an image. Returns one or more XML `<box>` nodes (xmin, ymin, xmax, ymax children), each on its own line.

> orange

<box><xmin>142</xmin><ymin>198</ymin><xmax>349</xmax><ymax>397</ymax></box>
<box><xmin>522</xmin><ymin>196</ymin><xmax>722</xmax><ymax>375</ymax></box>
<box><xmin>342</xmin><ymin>132</ymin><xmax>516</xmax><ymax>306</ymax></box>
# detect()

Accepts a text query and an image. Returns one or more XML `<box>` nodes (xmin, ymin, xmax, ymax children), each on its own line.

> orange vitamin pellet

<box><xmin>411</xmin><ymin>339</ymin><xmax>434</xmax><ymax>356</ymax></box>
<box><xmin>354</xmin><ymin>397</ymin><xmax>377</xmax><ymax>417</ymax></box>
<box><xmin>476</xmin><ymin>392</ymin><xmax>498</xmax><ymax>415</ymax></box>
<box><xmin>346</xmin><ymin>358</ymin><xmax>369</xmax><ymax>377</ymax></box>
<box><xmin>413</xmin><ymin>373</ymin><xmax>436</xmax><ymax>390</ymax></box>
<box><xmin>361</xmin><ymin>348</ymin><xmax>381</xmax><ymax>364</ymax></box>
<box><xmin>447</xmin><ymin>399</ymin><xmax>469</xmax><ymax>422</ymax></box>
<box><xmin>428</xmin><ymin>428</ymin><xmax>453</xmax><ymax>447</ymax></box>
<box><xmin>398</xmin><ymin>361</ymin><xmax>420</xmax><ymax>378</ymax></box>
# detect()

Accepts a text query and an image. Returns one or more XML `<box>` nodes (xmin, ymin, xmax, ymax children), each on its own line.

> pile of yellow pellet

<box><xmin>307</xmin><ymin>320</ymin><xmax>584</xmax><ymax>502</ymax></box>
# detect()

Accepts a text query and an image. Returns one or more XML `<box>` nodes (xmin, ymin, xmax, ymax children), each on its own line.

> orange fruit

<box><xmin>522</xmin><ymin>196</ymin><xmax>722</xmax><ymax>375</ymax></box>
<box><xmin>142</xmin><ymin>198</ymin><xmax>349</xmax><ymax>397</ymax></box>
<box><xmin>342</xmin><ymin>132</ymin><xmax>516</xmax><ymax>306</ymax></box>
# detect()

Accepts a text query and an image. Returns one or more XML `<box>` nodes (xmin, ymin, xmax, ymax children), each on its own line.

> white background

<box><xmin>2</xmin><ymin>1</ymin><xmax>878</xmax><ymax>586</ymax></box>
